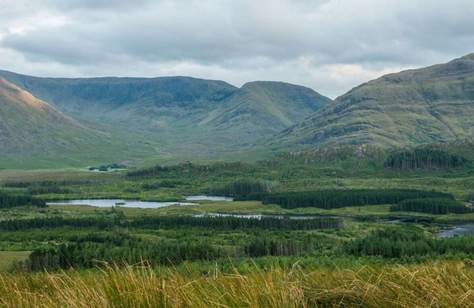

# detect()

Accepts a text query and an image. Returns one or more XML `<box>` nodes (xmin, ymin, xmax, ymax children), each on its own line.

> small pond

<box><xmin>437</xmin><ymin>224</ymin><xmax>474</xmax><ymax>237</ymax></box>
<box><xmin>46</xmin><ymin>199</ymin><xmax>196</xmax><ymax>209</ymax></box>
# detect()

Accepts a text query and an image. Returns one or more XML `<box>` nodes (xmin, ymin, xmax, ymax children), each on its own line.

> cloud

<box><xmin>0</xmin><ymin>0</ymin><xmax>473</xmax><ymax>98</ymax></box>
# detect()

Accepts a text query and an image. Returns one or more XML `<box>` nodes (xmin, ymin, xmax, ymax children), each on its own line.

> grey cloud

<box><xmin>45</xmin><ymin>0</ymin><xmax>153</xmax><ymax>11</ymax></box>
<box><xmin>0</xmin><ymin>0</ymin><xmax>474</xmax><ymax>97</ymax></box>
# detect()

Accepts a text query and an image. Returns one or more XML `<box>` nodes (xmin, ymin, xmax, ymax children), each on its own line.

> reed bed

<box><xmin>0</xmin><ymin>261</ymin><xmax>473</xmax><ymax>307</ymax></box>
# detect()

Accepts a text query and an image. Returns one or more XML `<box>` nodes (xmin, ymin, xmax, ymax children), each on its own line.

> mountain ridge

<box><xmin>0</xmin><ymin>70</ymin><xmax>331</xmax><ymax>167</ymax></box>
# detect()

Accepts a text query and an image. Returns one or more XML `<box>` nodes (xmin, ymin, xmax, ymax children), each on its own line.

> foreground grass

<box><xmin>1</xmin><ymin>262</ymin><xmax>474</xmax><ymax>307</ymax></box>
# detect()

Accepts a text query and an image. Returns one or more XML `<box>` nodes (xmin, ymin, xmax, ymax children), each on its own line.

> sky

<box><xmin>0</xmin><ymin>0</ymin><xmax>474</xmax><ymax>98</ymax></box>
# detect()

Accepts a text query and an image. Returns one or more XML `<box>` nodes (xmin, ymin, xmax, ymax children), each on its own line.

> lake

<box><xmin>46</xmin><ymin>199</ymin><xmax>197</xmax><ymax>209</ymax></box>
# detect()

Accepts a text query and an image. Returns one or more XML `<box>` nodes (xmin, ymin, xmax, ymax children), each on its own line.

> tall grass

<box><xmin>1</xmin><ymin>261</ymin><xmax>474</xmax><ymax>307</ymax></box>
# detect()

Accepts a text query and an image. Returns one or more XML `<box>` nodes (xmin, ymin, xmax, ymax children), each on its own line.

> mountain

<box><xmin>0</xmin><ymin>71</ymin><xmax>331</xmax><ymax>167</ymax></box>
<box><xmin>276</xmin><ymin>53</ymin><xmax>474</xmax><ymax>149</ymax></box>
<box><xmin>0</xmin><ymin>71</ymin><xmax>329</xmax><ymax>136</ymax></box>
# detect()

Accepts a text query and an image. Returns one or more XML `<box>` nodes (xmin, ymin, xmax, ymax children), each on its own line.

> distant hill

<box><xmin>276</xmin><ymin>53</ymin><xmax>474</xmax><ymax>149</ymax></box>
<box><xmin>0</xmin><ymin>71</ymin><xmax>330</xmax><ymax>167</ymax></box>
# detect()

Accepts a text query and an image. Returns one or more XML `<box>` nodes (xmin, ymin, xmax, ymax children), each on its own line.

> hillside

<box><xmin>276</xmin><ymin>53</ymin><xmax>474</xmax><ymax>149</ymax></box>
<box><xmin>0</xmin><ymin>78</ymin><xmax>94</xmax><ymax>152</ymax></box>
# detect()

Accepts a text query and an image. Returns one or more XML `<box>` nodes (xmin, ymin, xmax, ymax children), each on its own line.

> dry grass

<box><xmin>1</xmin><ymin>261</ymin><xmax>474</xmax><ymax>307</ymax></box>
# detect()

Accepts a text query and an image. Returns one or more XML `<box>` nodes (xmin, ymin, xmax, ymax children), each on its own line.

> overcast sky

<box><xmin>1</xmin><ymin>0</ymin><xmax>474</xmax><ymax>98</ymax></box>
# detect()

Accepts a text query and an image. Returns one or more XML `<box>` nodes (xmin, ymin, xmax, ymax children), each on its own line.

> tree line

<box><xmin>390</xmin><ymin>198</ymin><xmax>471</xmax><ymax>214</ymax></box>
<box><xmin>384</xmin><ymin>148</ymin><xmax>467</xmax><ymax>170</ymax></box>
<box><xmin>240</xmin><ymin>189</ymin><xmax>453</xmax><ymax>209</ymax></box>
<box><xmin>127</xmin><ymin>161</ymin><xmax>255</xmax><ymax>178</ymax></box>
<box><xmin>209</xmin><ymin>179</ymin><xmax>274</xmax><ymax>197</ymax></box>
<box><xmin>0</xmin><ymin>191</ymin><xmax>46</xmax><ymax>208</ymax></box>
<box><xmin>22</xmin><ymin>233</ymin><xmax>224</xmax><ymax>271</ymax></box>
<box><xmin>0</xmin><ymin>215</ymin><xmax>342</xmax><ymax>231</ymax></box>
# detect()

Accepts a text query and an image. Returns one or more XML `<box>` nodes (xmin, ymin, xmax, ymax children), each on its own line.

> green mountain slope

<box><xmin>0</xmin><ymin>78</ymin><xmax>98</xmax><ymax>165</ymax></box>
<box><xmin>276</xmin><ymin>53</ymin><xmax>474</xmax><ymax>149</ymax></box>
<box><xmin>0</xmin><ymin>77</ymin><xmax>99</xmax><ymax>149</ymax></box>
<box><xmin>202</xmin><ymin>81</ymin><xmax>331</xmax><ymax>139</ymax></box>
